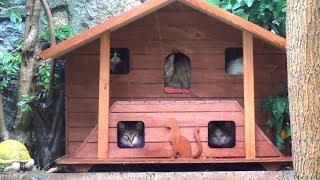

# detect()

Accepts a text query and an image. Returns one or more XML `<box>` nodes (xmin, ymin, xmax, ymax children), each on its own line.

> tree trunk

<box><xmin>0</xmin><ymin>94</ymin><xmax>9</xmax><ymax>140</ymax></box>
<box><xmin>286</xmin><ymin>1</ymin><xmax>320</xmax><ymax>179</ymax></box>
<box><xmin>15</xmin><ymin>0</ymin><xmax>41</xmax><ymax>144</ymax></box>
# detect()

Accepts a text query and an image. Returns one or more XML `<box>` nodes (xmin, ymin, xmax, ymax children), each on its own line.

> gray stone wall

<box><xmin>0</xmin><ymin>0</ymin><xmax>144</xmax><ymax>51</ymax></box>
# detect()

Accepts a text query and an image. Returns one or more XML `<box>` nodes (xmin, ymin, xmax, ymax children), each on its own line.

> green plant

<box><xmin>40</xmin><ymin>24</ymin><xmax>74</xmax><ymax>43</ymax></box>
<box><xmin>9</xmin><ymin>8</ymin><xmax>22</xmax><ymax>23</ymax></box>
<box><xmin>262</xmin><ymin>92</ymin><xmax>291</xmax><ymax>151</ymax></box>
<box><xmin>0</xmin><ymin>51</ymin><xmax>22</xmax><ymax>91</ymax></box>
<box><xmin>37</xmin><ymin>61</ymin><xmax>51</xmax><ymax>90</ymax></box>
<box><xmin>17</xmin><ymin>94</ymin><xmax>35</xmax><ymax>112</ymax></box>
<box><xmin>207</xmin><ymin>0</ymin><xmax>286</xmax><ymax>37</ymax></box>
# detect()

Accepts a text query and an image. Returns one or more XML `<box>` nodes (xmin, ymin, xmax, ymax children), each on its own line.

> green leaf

<box><xmin>244</xmin><ymin>0</ymin><xmax>254</xmax><ymax>7</ymax></box>
<box><xmin>207</xmin><ymin>0</ymin><xmax>221</xmax><ymax>5</ymax></box>
<box><xmin>276</xmin><ymin>134</ymin><xmax>285</xmax><ymax>151</ymax></box>
<box><xmin>233</xmin><ymin>8</ymin><xmax>249</xmax><ymax>20</ymax></box>
<box><xmin>284</xmin><ymin>124</ymin><xmax>292</xmax><ymax>139</ymax></box>
<box><xmin>9</xmin><ymin>8</ymin><xmax>22</xmax><ymax>23</ymax></box>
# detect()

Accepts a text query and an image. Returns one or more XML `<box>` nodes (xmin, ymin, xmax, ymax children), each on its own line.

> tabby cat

<box><xmin>164</xmin><ymin>53</ymin><xmax>191</xmax><ymax>89</ymax></box>
<box><xmin>110</xmin><ymin>52</ymin><xmax>122</xmax><ymax>73</ymax></box>
<box><xmin>208</xmin><ymin>122</ymin><xmax>235</xmax><ymax>148</ymax></box>
<box><xmin>117</xmin><ymin>121</ymin><xmax>144</xmax><ymax>148</ymax></box>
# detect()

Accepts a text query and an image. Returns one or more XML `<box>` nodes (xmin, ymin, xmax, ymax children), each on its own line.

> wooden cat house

<box><xmin>40</xmin><ymin>0</ymin><xmax>291</xmax><ymax>170</ymax></box>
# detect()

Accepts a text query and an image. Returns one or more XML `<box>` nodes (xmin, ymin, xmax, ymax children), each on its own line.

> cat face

<box><xmin>118</xmin><ymin>122</ymin><xmax>144</xmax><ymax>148</ymax></box>
<box><xmin>211</xmin><ymin>128</ymin><xmax>232</xmax><ymax>147</ymax></box>
<box><xmin>111</xmin><ymin>52</ymin><xmax>122</xmax><ymax>65</ymax></box>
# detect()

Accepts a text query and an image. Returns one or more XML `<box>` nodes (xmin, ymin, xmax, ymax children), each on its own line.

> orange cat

<box><xmin>166</xmin><ymin>118</ymin><xmax>202</xmax><ymax>158</ymax></box>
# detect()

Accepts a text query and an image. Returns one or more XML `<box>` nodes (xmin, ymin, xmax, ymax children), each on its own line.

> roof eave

<box><xmin>40</xmin><ymin>0</ymin><xmax>286</xmax><ymax>60</ymax></box>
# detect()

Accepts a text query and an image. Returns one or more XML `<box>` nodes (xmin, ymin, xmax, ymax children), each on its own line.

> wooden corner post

<box><xmin>243</xmin><ymin>31</ymin><xmax>256</xmax><ymax>159</ymax></box>
<box><xmin>98</xmin><ymin>31</ymin><xmax>110</xmax><ymax>158</ymax></box>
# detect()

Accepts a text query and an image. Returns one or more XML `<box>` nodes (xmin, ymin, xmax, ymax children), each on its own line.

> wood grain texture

<box><xmin>40</xmin><ymin>0</ymin><xmax>175</xmax><ymax>59</ymax></box>
<box><xmin>40</xmin><ymin>0</ymin><xmax>285</xmax><ymax>59</ymax></box>
<box><xmin>57</xmin><ymin>156</ymin><xmax>292</xmax><ymax>164</ymax></box>
<box><xmin>68</xmin><ymin>126</ymin><xmax>267</xmax><ymax>143</ymax></box>
<box><xmin>97</xmin><ymin>32</ymin><xmax>110</xmax><ymax>158</ymax></box>
<box><xmin>67</xmin><ymin>101</ymin><xmax>283</xmax><ymax>160</ymax></box>
<box><xmin>243</xmin><ymin>31</ymin><xmax>256</xmax><ymax>159</ymax></box>
<box><xmin>70</xmin><ymin>141</ymin><xmax>281</xmax><ymax>159</ymax></box>
<box><xmin>179</xmin><ymin>0</ymin><xmax>286</xmax><ymax>49</ymax></box>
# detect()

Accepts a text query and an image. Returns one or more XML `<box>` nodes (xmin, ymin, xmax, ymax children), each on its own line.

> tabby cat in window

<box><xmin>117</xmin><ymin>122</ymin><xmax>144</xmax><ymax>148</ymax></box>
<box><xmin>164</xmin><ymin>53</ymin><xmax>191</xmax><ymax>89</ymax></box>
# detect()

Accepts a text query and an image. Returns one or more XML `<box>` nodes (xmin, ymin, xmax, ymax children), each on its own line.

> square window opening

<box><xmin>110</xmin><ymin>48</ymin><xmax>130</xmax><ymax>74</ymax></box>
<box><xmin>225</xmin><ymin>47</ymin><xmax>243</xmax><ymax>75</ymax></box>
<box><xmin>208</xmin><ymin>121</ymin><xmax>236</xmax><ymax>148</ymax></box>
<box><xmin>117</xmin><ymin>121</ymin><xmax>145</xmax><ymax>148</ymax></box>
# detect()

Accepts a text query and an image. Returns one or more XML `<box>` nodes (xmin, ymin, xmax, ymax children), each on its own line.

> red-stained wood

<box><xmin>68</xmin><ymin>83</ymin><xmax>285</xmax><ymax>99</ymax></box>
<box><xmin>67</xmin><ymin>101</ymin><xmax>284</xmax><ymax>161</ymax></box>
<box><xmin>59</xmin><ymin>0</ymin><xmax>289</xmax><ymax>165</ymax></box>
<box><xmin>57</xmin><ymin>156</ymin><xmax>292</xmax><ymax>165</ymax></box>
<box><xmin>68</xmin><ymin>111</ymin><xmax>245</xmax><ymax>127</ymax></box>
<box><xmin>40</xmin><ymin>1</ymin><xmax>285</xmax><ymax>60</ymax></box>
<box><xmin>68</xmin><ymin>126</ymin><xmax>268</xmax><ymax>143</ymax></box>
<box><xmin>58</xmin><ymin>155</ymin><xmax>292</xmax><ymax>165</ymax></box>
<box><xmin>179</xmin><ymin>0</ymin><xmax>286</xmax><ymax>49</ymax></box>
<box><xmin>97</xmin><ymin>32</ymin><xmax>110</xmax><ymax>158</ymax></box>
<box><xmin>71</xmin><ymin>39</ymin><xmax>282</xmax><ymax>56</ymax></box>
<box><xmin>243</xmin><ymin>31</ymin><xmax>256</xmax><ymax>159</ymax></box>
<box><xmin>40</xmin><ymin>0</ymin><xmax>175</xmax><ymax>59</ymax></box>
<box><xmin>70</xmin><ymin>141</ymin><xmax>281</xmax><ymax>159</ymax></box>
<box><xmin>73</xmin><ymin>126</ymin><xmax>97</xmax><ymax>157</ymax></box>
<box><xmin>166</xmin><ymin>119</ymin><xmax>202</xmax><ymax>158</ymax></box>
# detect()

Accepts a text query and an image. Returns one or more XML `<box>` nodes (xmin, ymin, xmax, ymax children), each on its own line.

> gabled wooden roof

<box><xmin>40</xmin><ymin>0</ymin><xmax>286</xmax><ymax>59</ymax></box>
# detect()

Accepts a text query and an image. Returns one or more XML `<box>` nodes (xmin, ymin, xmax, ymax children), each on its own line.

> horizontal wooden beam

<box><xmin>57</xmin><ymin>156</ymin><xmax>292</xmax><ymax>165</ymax></box>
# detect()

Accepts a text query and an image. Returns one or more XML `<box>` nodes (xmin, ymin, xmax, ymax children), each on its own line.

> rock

<box><xmin>0</xmin><ymin>20</ymin><xmax>24</xmax><ymax>52</ymax></box>
<box><xmin>66</xmin><ymin>0</ymin><xmax>144</xmax><ymax>32</ymax></box>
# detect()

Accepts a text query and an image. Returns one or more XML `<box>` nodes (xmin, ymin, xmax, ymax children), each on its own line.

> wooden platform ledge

<box><xmin>57</xmin><ymin>156</ymin><xmax>292</xmax><ymax>165</ymax></box>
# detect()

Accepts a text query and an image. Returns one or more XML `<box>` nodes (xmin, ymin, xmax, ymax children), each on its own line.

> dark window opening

<box><xmin>117</xmin><ymin>121</ymin><xmax>145</xmax><ymax>148</ymax></box>
<box><xmin>164</xmin><ymin>52</ymin><xmax>191</xmax><ymax>94</ymax></box>
<box><xmin>110</xmin><ymin>48</ymin><xmax>130</xmax><ymax>74</ymax></box>
<box><xmin>208</xmin><ymin>121</ymin><xmax>236</xmax><ymax>148</ymax></box>
<box><xmin>225</xmin><ymin>48</ymin><xmax>243</xmax><ymax>75</ymax></box>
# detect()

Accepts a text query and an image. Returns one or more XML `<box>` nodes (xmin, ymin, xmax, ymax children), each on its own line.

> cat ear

<box><xmin>118</xmin><ymin>122</ymin><xmax>126</xmax><ymax>130</ymax></box>
<box><xmin>168</xmin><ymin>54</ymin><xmax>174</xmax><ymax>62</ymax></box>
<box><xmin>136</xmin><ymin>122</ymin><xmax>144</xmax><ymax>130</ymax></box>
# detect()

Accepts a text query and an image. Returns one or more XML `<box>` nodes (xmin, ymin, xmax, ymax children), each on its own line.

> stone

<box><xmin>0</xmin><ymin>20</ymin><xmax>24</xmax><ymax>52</ymax></box>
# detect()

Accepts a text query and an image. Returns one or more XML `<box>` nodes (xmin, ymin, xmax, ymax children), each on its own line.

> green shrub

<box><xmin>207</xmin><ymin>0</ymin><xmax>286</xmax><ymax>37</ymax></box>
<box><xmin>262</xmin><ymin>92</ymin><xmax>291</xmax><ymax>151</ymax></box>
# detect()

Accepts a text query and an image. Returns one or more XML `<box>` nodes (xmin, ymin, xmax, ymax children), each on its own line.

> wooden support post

<box><xmin>98</xmin><ymin>31</ymin><xmax>110</xmax><ymax>158</ymax></box>
<box><xmin>243</xmin><ymin>31</ymin><xmax>256</xmax><ymax>159</ymax></box>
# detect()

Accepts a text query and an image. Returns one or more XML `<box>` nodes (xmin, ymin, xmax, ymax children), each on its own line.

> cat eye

<box><xmin>208</xmin><ymin>121</ymin><xmax>236</xmax><ymax>148</ymax></box>
<box><xmin>117</xmin><ymin>121</ymin><xmax>145</xmax><ymax>148</ymax></box>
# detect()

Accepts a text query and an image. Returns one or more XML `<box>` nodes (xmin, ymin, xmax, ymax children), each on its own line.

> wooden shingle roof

<box><xmin>40</xmin><ymin>0</ymin><xmax>286</xmax><ymax>59</ymax></box>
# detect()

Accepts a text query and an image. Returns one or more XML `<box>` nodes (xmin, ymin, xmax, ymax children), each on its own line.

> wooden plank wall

<box><xmin>65</xmin><ymin>2</ymin><xmax>287</xmax><ymax>155</ymax></box>
<box><xmin>70</xmin><ymin>101</ymin><xmax>280</xmax><ymax>158</ymax></box>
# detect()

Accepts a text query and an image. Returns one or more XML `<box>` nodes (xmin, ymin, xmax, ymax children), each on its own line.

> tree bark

<box><xmin>15</xmin><ymin>0</ymin><xmax>41</xmax><ymax>144</ymax></box>
<box><xmin>40</xmin><ymin>0</ymin><xmax>56</xmax><ymax>106</ymax></box>
<box><xmin>286</xmin><ymin>1</ymin><xmax>320</xmax><ymax>179</ymax></box>
<box><xmin>0</xmin><ymin>94</ymin><xmax>9</xmax><ymax>140</ymax></box>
